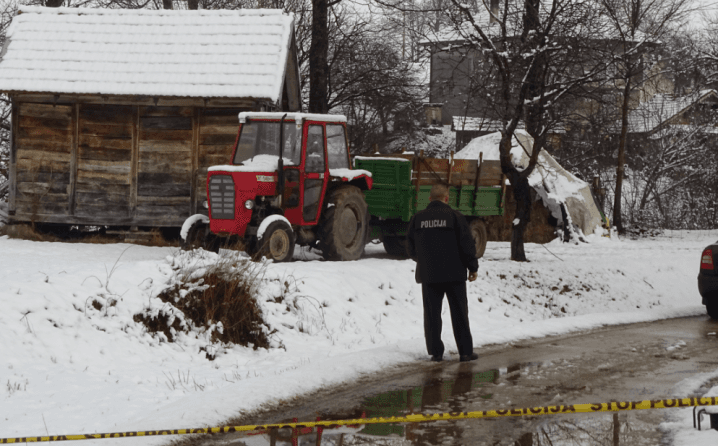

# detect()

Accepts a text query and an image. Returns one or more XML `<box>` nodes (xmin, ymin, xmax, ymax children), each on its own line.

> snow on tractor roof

<box><xmin>0</xmin><ymin>6</ymin><xmax>295</xmax><ymax>100</ymax></box>
<box><xmin>238</xmin><ymin>112</ymin><xmax>347</xmax><ymax>123</ymax></box>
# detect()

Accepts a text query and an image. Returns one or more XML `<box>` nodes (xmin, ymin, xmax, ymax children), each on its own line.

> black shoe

<box><xmin>459</xmin><ymin>353</ymin><xmax>478</xmax><ymax>362</ymax></box>
<box><xmin>431</xmin><ymin>354</ymin><xmax>443</xmax><ymax>362</ymax></box>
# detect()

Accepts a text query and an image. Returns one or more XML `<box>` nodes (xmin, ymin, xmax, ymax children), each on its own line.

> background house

<box><xmin>0</xmin><ymin>6</ymin><xmax>301</xmax><ymax>232</ymax></box>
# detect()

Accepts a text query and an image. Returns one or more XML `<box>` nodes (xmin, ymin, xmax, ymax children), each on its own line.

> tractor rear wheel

<box><xmin>383</xmin><ymin>236</ymin><xmax>409</xmax><ymax>258</ymax></box>
<box><xmin>318</xmin><ymin>185</ymin><xmax>368</xmax><ymax>261</ymax></box>
<box><xmin>469</xmin><ymin>219</ymin><xmax>488</xmax><ymax>259</ymax></box>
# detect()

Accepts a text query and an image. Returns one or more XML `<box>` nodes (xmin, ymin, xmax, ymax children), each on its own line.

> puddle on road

<box><xmin>232</xmin><ymin>362</ymin><xmax>666</xmax><ymax>445</ymax></box>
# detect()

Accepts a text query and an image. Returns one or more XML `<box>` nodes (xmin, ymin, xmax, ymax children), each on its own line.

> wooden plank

<box><xmin>79</xmin><ymin>104</ymin><xmax>135</xmax><ymax>124</ymax></box>
<box><xmin>139</xmin><ymin>158</ymin><xmax>191</xmax><ymax>174</ymax></box>
<box><xmin>15</xmin><ymin>138</ymin><xmax>72</xmax><ymax>153</ymax></box>
<box><xmin>141</xmin><ymin>129</ymin><xmax>193</xmax><ymax>142</ymax></box>
<box><xmin>16</xmin><ymin>191</ymin><xmax>69</xmax><ymax>203</ymax></box>
<box><xmin>18</xmin><ymin>115</ymin><xmax>71</xmax><ymax>130</ymax></box>
<box><xmin>15</xmin><ymin>200</ymin><xmax>70</xmax><ymax>215</ymax></box>
<box><xmin>17</xmin><ymin>182</ymin><xmax>69</xmax><ymax>195</ymax></box>
<box><xmin>76</xmin><ymin>182</ymin><xmax>130</xmax><ymax>195</ymax></box>
<box><xmin>139</xmin><ymin>140</ymin><xmax>191</xmax><ymax>152</ymax></box>
<box><xmin>130</xmin><ymin>105</ymin><xmax>139</xmax><ymax>220</ymax></box>
<box><xmin>191</xmin><ymin>107</ymin><xmax>199</xmax><ymax>215</ymax></box>
<box><xmin>79</xmin><ymin>135</ymin><xmax>133</xmax><ymax>151</ymax></box>
<box><xmin>77</xmin><ymin>169</ymin><xmax>130</xmax><ymax>184</ymax></box>
<box><xmin>199</xmin><ymin>133</ymin><xmax>237</xmax><ymax>146</ymax></box>
<box><xmin>17</xmin><ymin>171</ymin><xmax>70</xmax><ymax>184</ymax></box>
<box><xmin>75</xmin><ymin>192</ymin><xmax>130</xmax><ymax>206</ymax></box>
<box><xmin>80</xmin><ymin>122</ymin><xmax>132</xmax><ymax>139</ymax></box>
<box><xmin>17</xmin><ymin>126</ymin><xmax>72</xmax><ymax>142</ymax></box>
<box><xmin>74</xmin><ymin>203</ymin><xmax>130</xmax><ymax>218</ymax></box>
<box><xmin>138</xmin><ymin>172</ymin><xmax>190</xmax><ymax>184</ymax></box>
<box><xmin>199</xmin><ymin>143</ymin><xmax>234</xmax><ymax>156</ymax></box>
<box><xmin>136</xmin><ymin>203</ymin><xmax>191</xmax><ymax>219</ymax></box>
<box><xmin>12</xmin><ymin>93</ymin><xmax>258</xmax><ymax>109</ymax></box>
<box><xmin>138</xmin><ymin>182</ymin><xmax>191</xmax><ymax>197</ymax></box>
<box><xmin>137</xmin><ymin>196</ymin><xmax>190</xmax><ymax>205</ymax></box>
<box><xmin>69</xmin><ymin>103</ymin><xmax>79</xmax><ymax>216</ymax></box>
<box><xmin>201</xmin><ymin>108</ymin><xmax>246</xmax><ymax>117</ymax></box>
<box><xmin>17</xmin><ymin>157</ymin><xmax>70</xmax><ymax>173</ymax></box>
<box><xmin>17</xmin><ymin>150</ymin><xmax>71</xmax><ymax>163</ymax></box>
<box><xmin>141</xmin><ymin>116</ymin><xmax>192</xmax><ymax>131</ymax></box>
<box><xmin>78</xmin><ymin>160</ymin><xmax>131</xmax><ymax>174</ymax></box>
<box><xmin>200</xmin><ymin>124</ymin><xmax>238</xmax><ymax>135</ymax></box>
<box><xmin>140</xmin><ymin>106</ymin><xmax>193</xmax><ymax>117</ymax></box>
<box><xmin>199</xmin><ymin>153</ymin><xmax>227</xmax><ymax>167</ymax></box>
<box><xmin>79</xmin><ymin>146</ymin><xmax>132</xmax><ymax>162</ymax></box>
<box><xmin>450</xmin><ymin>159</ymin><xmax>478</xmax><ymax>174</ymax></box>
<box><xmin>200</xmin><ymin>115</ymin><xmax>240</xmax><ymax>126</ymax></box>
<box><xmin>18</xmin><ymin>103</ymin><xmax>72</xmax><ymax>120</ymax></box>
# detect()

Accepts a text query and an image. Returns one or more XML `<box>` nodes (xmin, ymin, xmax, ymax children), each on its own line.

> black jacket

<box><xmin>406</xmin><ymin>200</ymin><xmax>479</xmax><ymax>284</ymax></box>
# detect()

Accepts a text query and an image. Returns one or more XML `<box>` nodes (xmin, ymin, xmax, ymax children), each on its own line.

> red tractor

<box><xmin>181</xmin><ymin>112</ymin><xmax>373</xmax><ymax>262</ymax></box>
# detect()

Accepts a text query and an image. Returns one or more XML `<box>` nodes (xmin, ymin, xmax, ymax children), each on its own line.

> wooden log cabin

<box><xmin>0</xmin><ymin>6</ymin><xmax>301</xmax><ymax>231</ymax></box>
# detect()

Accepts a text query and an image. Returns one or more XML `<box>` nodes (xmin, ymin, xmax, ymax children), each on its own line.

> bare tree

<box><xmin>597</xmin><ymin>0</ymin><xmax>693</xmax><ymax>233</ymax></box>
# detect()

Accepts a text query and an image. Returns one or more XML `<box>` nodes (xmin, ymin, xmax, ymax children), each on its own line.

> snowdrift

<box><xmin>456</xmin><ymin>131</ymin><xmax>604</xmax><ymax>236</ymax></box>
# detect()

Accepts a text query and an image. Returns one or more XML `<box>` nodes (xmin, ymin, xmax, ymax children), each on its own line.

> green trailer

<box><xmin>355</xmin><ymin>153</ymin><xmax>507</xmax><ymax>258</ymax></box>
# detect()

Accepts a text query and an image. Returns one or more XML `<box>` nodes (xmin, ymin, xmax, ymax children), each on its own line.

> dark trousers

<box><xmin>421</xmin><ymin>281</ymin><xmax>474</xmax><ymax>357</ymax></box>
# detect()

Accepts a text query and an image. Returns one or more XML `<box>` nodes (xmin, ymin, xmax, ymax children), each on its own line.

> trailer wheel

<box><xmin>383</xmin><ymin>236</ymin><xmax>409</xmax><ymax>258</ymax></box>
<box><xmin>470</xmin><ymin>219</ymin><xmax>488</xmax><ymax>259</ymax></box>
<box><xmin>257</xmin><ymin>220</ymin><xmax>295</xmax><ymax>262</ymax></box>
<box><xmin>181</xmin><ymin>220</ymin><xmax>219</xmax><ymax>253</ymax></box>
<box><xmin>318</xmin><ymin>185</ymin><xmax>368</xmax><ymax>261</ymax></box>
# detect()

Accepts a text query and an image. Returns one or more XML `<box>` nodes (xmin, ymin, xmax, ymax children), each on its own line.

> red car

<box><xmin>699</xmin><ymin>243</ymin><xmax>718</xmax><ymax>319</ymax></box>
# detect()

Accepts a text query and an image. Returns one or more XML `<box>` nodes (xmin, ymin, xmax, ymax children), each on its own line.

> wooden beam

<box><xmin>8</xmin><ymin>102</ymin><xmax>17</xmax><ymax>216</ymax></box>
<box><xmin>9</xmin><ymin>93</ymin><xmax>261</xmax><ymax>109</ymax></box>
<box><xmin>191</xmin><ymin>107</ymin><xmax>200</xmax><ymax>215</ymax></box>
<box><xmin>69</xmin><ymin>103</ymin><xmax>79</xmax><ymax>215</ymax></box>
<box><xmin>130</xmin><ymin>105</ymin><xmax>139</xmax><ymax>219</ymax></box>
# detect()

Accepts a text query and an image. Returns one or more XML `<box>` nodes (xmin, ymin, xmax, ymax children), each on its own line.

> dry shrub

<box><xmin>135</xmin><ymin>253</ymin><xmax>271</xmax><ymax>355</ymax></box>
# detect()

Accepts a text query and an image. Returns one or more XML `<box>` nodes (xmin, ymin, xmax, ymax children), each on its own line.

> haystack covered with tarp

<box><xmin>456</xmin><ymin>131</ymin><xmax>604</xmax><ymax>238</ymax></box>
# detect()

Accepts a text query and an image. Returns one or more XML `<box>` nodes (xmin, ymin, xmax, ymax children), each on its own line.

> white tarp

<box><xmin>456</xmin><ymin>131</ymin><xmax>604</xmax><ymax>237</ymax></box>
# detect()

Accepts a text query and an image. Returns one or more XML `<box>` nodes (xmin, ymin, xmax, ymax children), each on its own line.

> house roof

<box><xmin>0</xmin><ymin>6</ymin><xmax>295</xmax><ymax>101</ymax></box>
<box><xmin>621</xmin><ymin>89</ymin><xmax>718</xmax><ymax>134</ymax></box>
<box><xmin>452</xmin><ymin>116</ymin><xmax>524</xmax><ymax>132</ymax></box>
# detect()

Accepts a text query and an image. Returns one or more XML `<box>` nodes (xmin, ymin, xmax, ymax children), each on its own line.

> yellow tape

<box><xmin>2</xmin><ymin>396</ymin><xmax>717</xmax><ymax>443</ymax></box>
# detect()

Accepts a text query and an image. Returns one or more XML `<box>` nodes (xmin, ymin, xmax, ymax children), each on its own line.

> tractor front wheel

<box><xmin>256</xmin><ymin>220</ymin><xmax>295</xmax><ymax>262</ymax></box>
<box><xmin>469</xmin><ymin>219</ymin><xmax>488</xmax><ymax>259</ymax></box>
<box><xmin>318</xmin><ymin>185</ymin><xmax>368</xmax><ymax>261</ymax></box>
<box><xmin>181</xmin><ymin>219</ymin><xmax>219</xmax><ymax>253</ymax></box>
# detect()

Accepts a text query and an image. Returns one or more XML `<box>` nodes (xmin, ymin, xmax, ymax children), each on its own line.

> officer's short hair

<box><xmin>429</xmin><ymin>184</ymin><xmax>449</xmax><ymax>201</ymax></box>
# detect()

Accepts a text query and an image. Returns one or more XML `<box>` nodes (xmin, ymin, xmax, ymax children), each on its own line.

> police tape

<box><xmin>2</xmin><ymin>396</ymin><xmax>718</xmax><ymax>443</ymax></box>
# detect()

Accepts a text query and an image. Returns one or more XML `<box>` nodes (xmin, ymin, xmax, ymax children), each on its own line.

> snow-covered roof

<box><xmin>621</xmin><ymin>89</ymin><xmax>718</xmax><ymax>134</ymax></box>
<box><xmin>238</xmin><ymin>112</ymin><xmax>347</xmax><ymax>123</ymax></box>
<box><xmin>0</xmin><ymin>6</ymin><xmax>296</xmax><ymax>100</ymax></box>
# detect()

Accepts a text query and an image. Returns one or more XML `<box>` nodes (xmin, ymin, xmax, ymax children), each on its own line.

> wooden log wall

<box><xmin>10</xmin><ymin>100</ymin><xmax>247</xmax><ymax>227</ymax></box>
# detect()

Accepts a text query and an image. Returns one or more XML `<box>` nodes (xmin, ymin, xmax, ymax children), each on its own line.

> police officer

<box><xmin>406</xmin><ymin>183</ymin><xmax>479</xmax><ymax>362</ymax></box>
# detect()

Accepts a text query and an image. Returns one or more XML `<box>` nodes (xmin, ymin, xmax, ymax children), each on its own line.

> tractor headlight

<box><xmin>244</xmin><ymin>200</ymin><xmax>255</xmax><ymax>210</ymax></box>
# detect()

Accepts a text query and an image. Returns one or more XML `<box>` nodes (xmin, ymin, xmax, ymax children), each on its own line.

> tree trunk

<box><xmin>45</xmin><ymin>0</ymin><xmax>63</xmax><ymax>7</ymax></box>
<box><xmin>309</xmin><ymin>0</ymin><xmax>329</xmax><ymax>114</ymax></box>
<box><xmin>187</xmin><ymin>0</ymin><xmax>198</xmax><ymax>9</ymax></box>
<box><xmin>510</xmin><ymin>174</ymin><xmax>532</xmax><ymax>261</ymax></box>
<box><xmin>162</xmin><ymin>0</ymin><xmax>173</xmax><ymax>9</ymax></box>
<box><xmin>614</xmin><ymin>76</ymin><xmax>632</xmax><ymax>233</ymax></box>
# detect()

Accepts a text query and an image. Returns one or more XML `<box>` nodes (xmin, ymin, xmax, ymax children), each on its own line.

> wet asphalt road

<box><xmin>189</xmin><ymin>315</ymin><xmax>718</xmax><ymax>446</ymax></box>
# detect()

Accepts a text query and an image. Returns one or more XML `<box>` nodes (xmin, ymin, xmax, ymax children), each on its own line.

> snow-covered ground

<box><xmin>1</xmin><ymin>230</ymin><xmax>717</xmax><ymax>445</ymax></box>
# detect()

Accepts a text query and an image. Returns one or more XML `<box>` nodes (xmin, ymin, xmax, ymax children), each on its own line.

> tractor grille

<box><xmin>208</xmin><ymin>175</ymin><xmax>235</xmax><ymax>219</ymax></box>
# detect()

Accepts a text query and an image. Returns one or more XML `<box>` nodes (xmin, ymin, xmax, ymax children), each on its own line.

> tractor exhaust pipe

<box><xmin>277</xmin><ymin>113</ymin><xmax>287</xmax><ymax>204</ymax></box>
